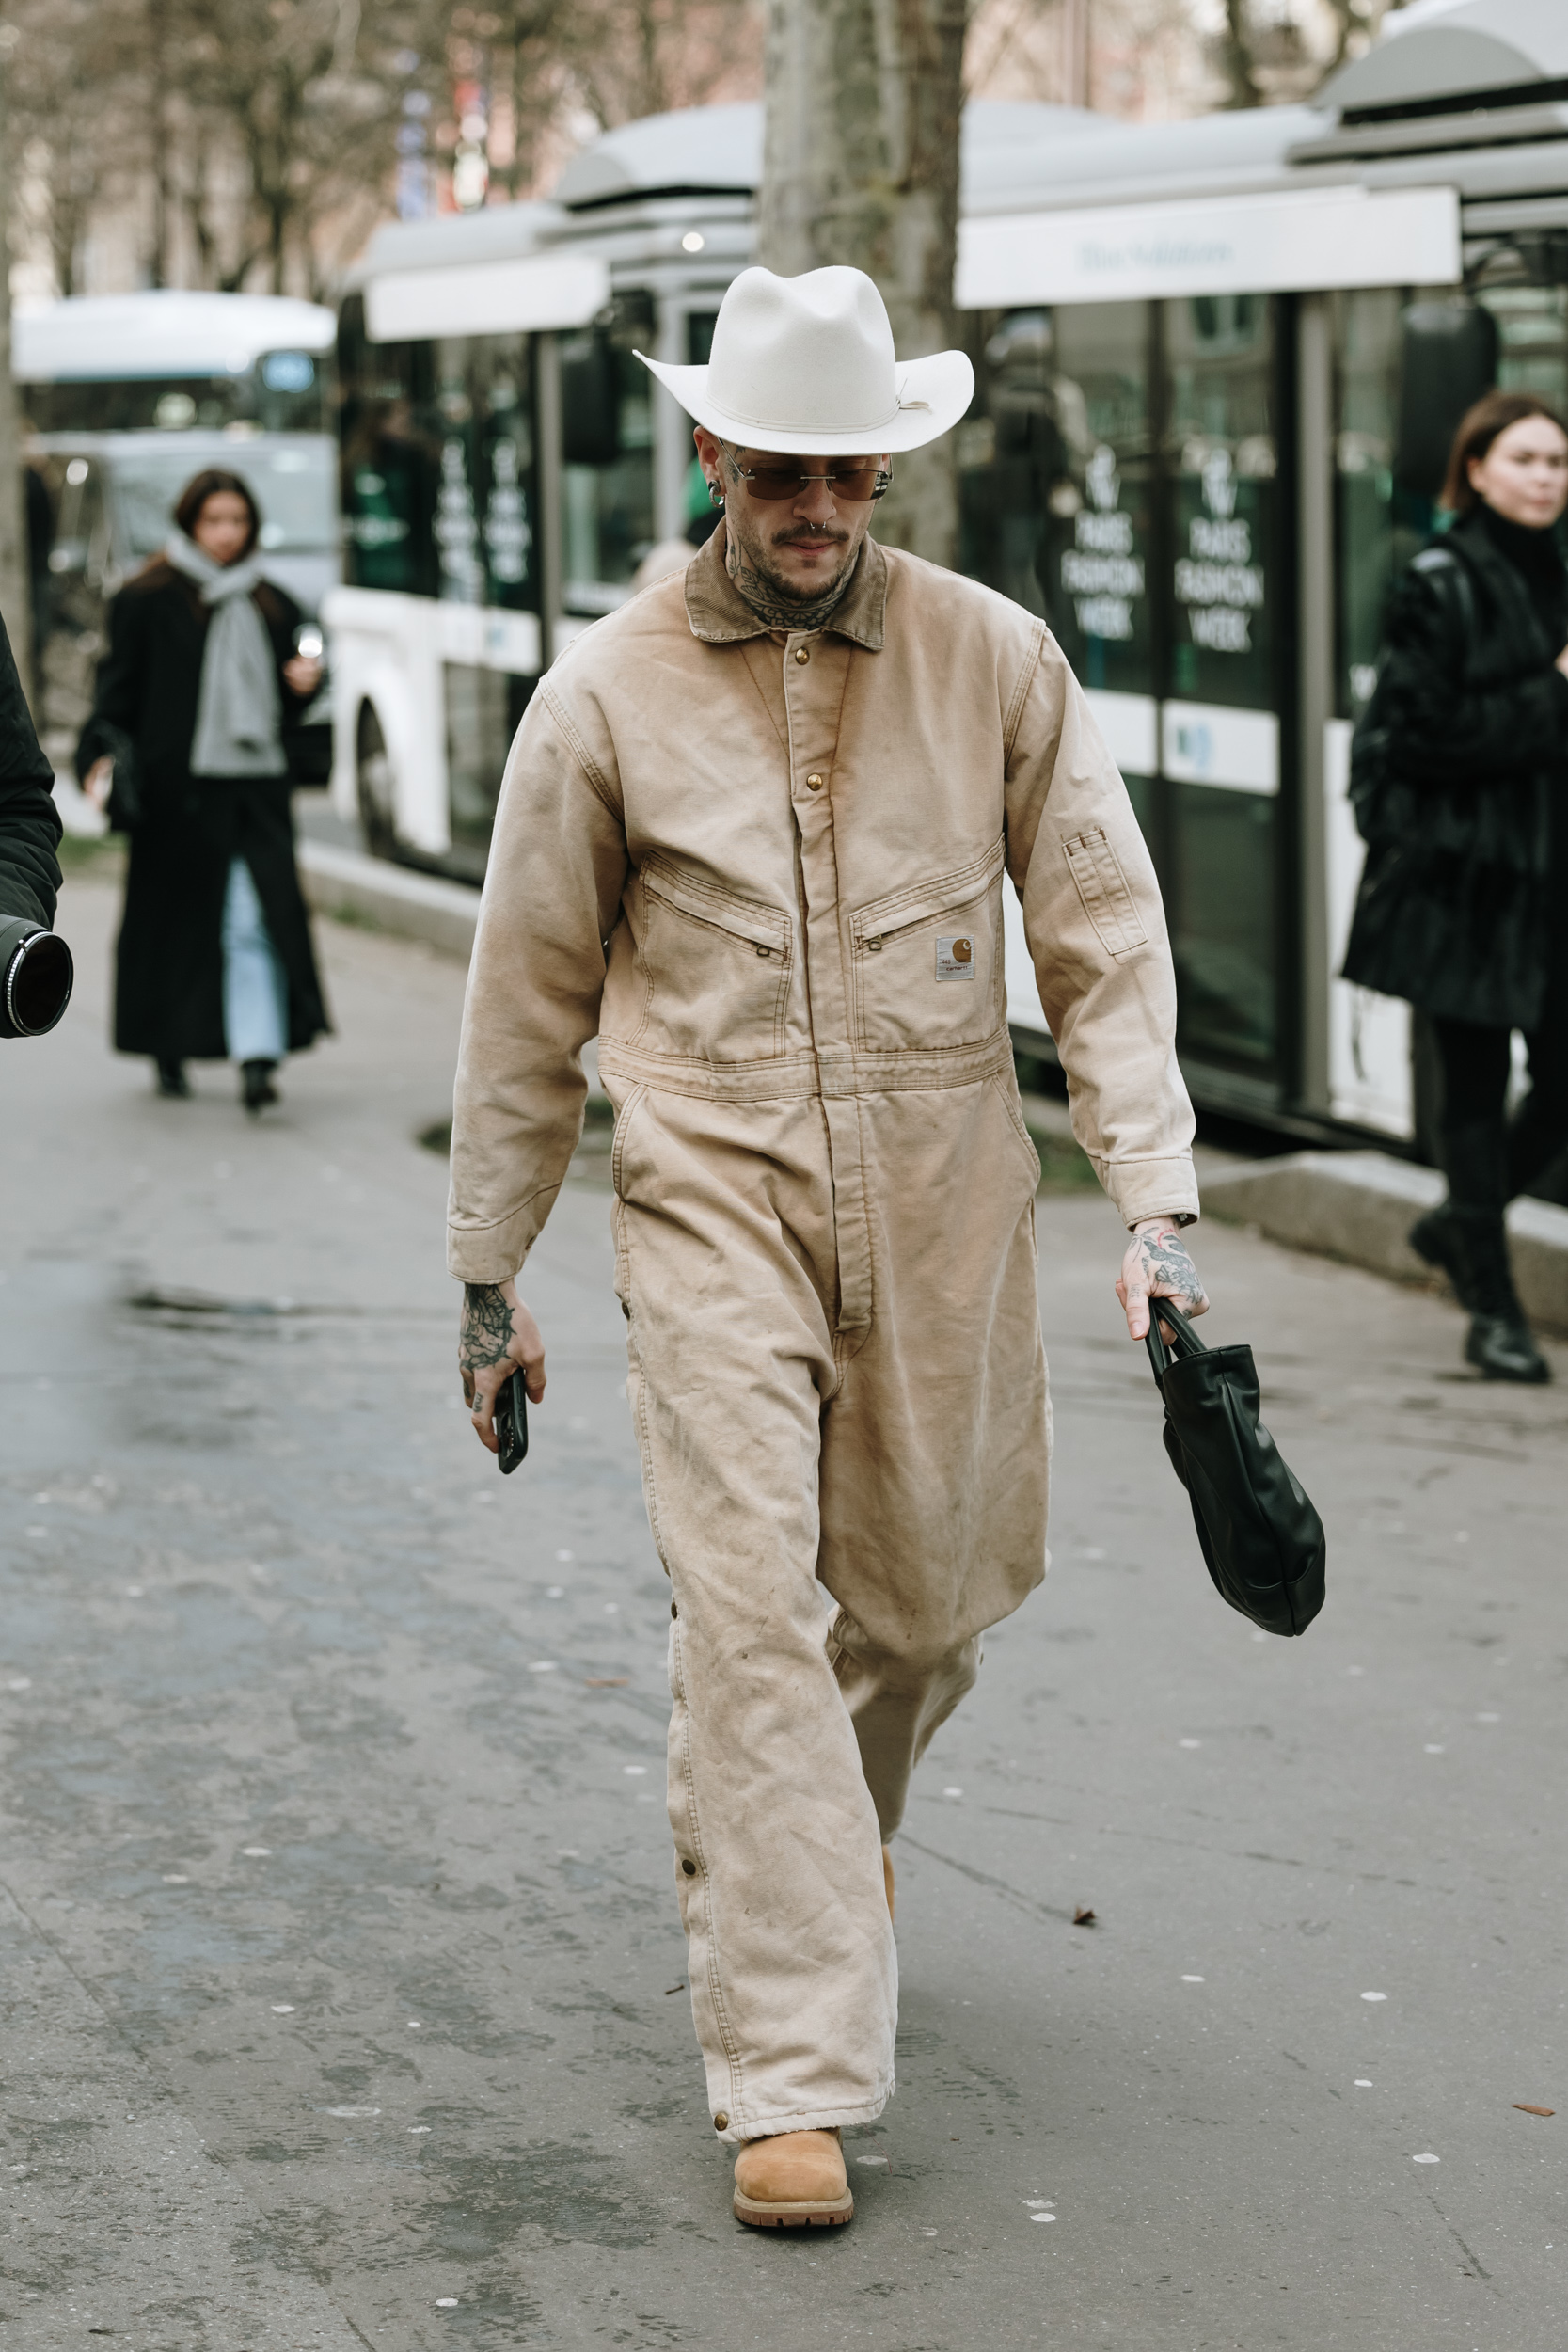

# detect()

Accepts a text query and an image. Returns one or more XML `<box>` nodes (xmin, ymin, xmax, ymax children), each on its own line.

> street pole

<box><xmin>758</xmin><ymin>0</ymin><xmax>969</xmax><ymax>571</ymax></box>
<box><xmin>0</xmin><ymin>24</ymin><xmax>33</xmax><ymax>708</ymax></box>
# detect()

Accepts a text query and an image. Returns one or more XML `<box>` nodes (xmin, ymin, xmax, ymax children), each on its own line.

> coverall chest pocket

<box><xmin>637</xmin><ymin>856</ymin><xmax>792</xmax><ymax>1061</ymax></box>
<box><xmin>850</xmin><ymin>834</ymin><xmax>1006</xmax><ymax>1054</ymax></box>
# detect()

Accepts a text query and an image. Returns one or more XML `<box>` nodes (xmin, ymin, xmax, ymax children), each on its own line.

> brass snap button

<box><xmin>794</xmin><ymin>646</ymin><xmax>810</xmax><ymax>664</ymax></box>
<box><xmin>713</xmin><ymin>2111</ymin><xmax>729</xmax><ymax>2131</ymax></box>
<box><xmin>682</xmin><ymin>1858</ymin><xmax>697</xmax><ymax>1876</ymax></box>
<box><xmin>670</xmin><ymin>1600</ymin><xmax>678</xmax><ymax>1619</ymax></box>
<box><xmin>805</xmin><ymin>773</ymin><xmax>824</xmax><ymax>791</ymax></box>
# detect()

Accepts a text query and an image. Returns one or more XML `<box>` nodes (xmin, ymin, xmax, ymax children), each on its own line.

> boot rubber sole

<box><xmin>733</xmin><ymin>2186</ymin><xmax>854</xmax><ymax>2228</ymax></box>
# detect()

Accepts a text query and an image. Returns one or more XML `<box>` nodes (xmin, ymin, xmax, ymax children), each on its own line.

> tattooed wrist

<box><xmin>459</xmin><ymin>1281</ymin><xmax>515</xmax><ymax>1375</ymax></box>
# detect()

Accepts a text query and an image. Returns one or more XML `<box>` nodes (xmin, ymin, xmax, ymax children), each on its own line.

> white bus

<box><xmin>326</xmin><ymin>0</ymin><xmax>1568</xmax><ymax>1144</ymax></box>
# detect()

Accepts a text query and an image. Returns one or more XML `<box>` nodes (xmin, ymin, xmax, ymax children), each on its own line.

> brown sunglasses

<box><xmin>728</xmin><ymin>454</ymin><xmax>893</xmax><ymax>503</ymax></box>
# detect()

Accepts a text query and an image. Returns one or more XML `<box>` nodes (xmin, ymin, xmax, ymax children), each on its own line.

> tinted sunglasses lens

<box><xmin>746</xmin><ymin>470</ymin><xmax>806</xmax><ymax>500</ymax></box>
<box><xmin>744</xmin><ymin>467</ymin><xmax>883</xmax><ymax>501</ymax></box>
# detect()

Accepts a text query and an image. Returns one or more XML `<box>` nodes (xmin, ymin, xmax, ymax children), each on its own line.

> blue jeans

<box><xmin>222</xmin><ymin>858</ymin><xmax>288</xmax><ymax>1063</ymax></box>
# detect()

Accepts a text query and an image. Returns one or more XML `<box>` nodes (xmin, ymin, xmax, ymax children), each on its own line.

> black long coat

<box><xmin>1341</xmin><ymin>510</ymin><xmax>1567</xmax><ymax>1031</ymax></box>
<box><xmin>80</xmin><ymin>561</ymin><xmax>329</xmax><ymax>1060</ymax></box>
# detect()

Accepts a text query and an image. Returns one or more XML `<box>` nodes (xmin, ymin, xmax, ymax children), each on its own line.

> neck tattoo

<box><xmin>724</xmin><ymin>533</ymin><xmax>857</xmax><ymax>635</ymax></box>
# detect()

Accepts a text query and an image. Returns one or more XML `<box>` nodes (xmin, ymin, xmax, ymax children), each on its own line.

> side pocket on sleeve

<box><xmin>1063</xmin><ymin>828</ymin><xmax>1149</xmax><ymax>959</ymax></box>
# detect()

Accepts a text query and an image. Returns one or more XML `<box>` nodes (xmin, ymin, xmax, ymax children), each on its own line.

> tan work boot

<box><xmin>733</xmin><ymin>2128</ymin><xmax>854</xmax><ymax>2228</ymax></box>
<box><xmin>883</xmin><ymin>1844</ymin><xmax>895</xmax><ymax>1921</ymax></box>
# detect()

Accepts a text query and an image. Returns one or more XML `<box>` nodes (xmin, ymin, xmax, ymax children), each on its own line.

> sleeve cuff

<box><xmin>1092</xmin><ymin>1153</ymin><xmax>1201</xmax><ymax>1231</ymax></box>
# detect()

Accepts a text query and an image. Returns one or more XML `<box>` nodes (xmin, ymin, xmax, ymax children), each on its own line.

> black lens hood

<box><xmin>0</xmin><ymin>915</ymin><xmax>74</xmax><ymax>1038</ymax></box>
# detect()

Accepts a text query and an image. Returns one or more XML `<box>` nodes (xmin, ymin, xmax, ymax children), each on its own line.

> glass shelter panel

<box><xmin>1164</xmin><ymin>294</ymin><xmax>1277</xmax><ymax>709</ymax></box>
<box><xmin>1037</xmin><ymin>304</ymin><xmax>1156</xmax><ymax>697</ymax></box>
<box><xmin>1161</xmin><ymin>294</ymin><xmax>1282</xmax><ymax>1082</ymax></box>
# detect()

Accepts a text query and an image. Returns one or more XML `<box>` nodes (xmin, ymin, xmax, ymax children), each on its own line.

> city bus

<box><xmin>326</xmin><ymin>0</ymin><xmax>1568</xmax><ymax>1146</ymax></box>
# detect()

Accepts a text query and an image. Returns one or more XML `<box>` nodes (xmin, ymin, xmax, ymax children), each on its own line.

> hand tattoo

<box><xmin>459</xmin><ymin>1282</ymin><xmax>514</xmax><ymax>1377</ymax></box>
<box><xmin>1132</xmin><ymin>1226</ymin><xmax>1208</xmax><ymax>1312</ymax></box>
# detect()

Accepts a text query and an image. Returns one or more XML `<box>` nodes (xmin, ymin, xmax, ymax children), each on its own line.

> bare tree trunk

<box><xmin>1060</xmin><ymin>0</ymin><xmax>1090</xmax><ymax>107</ymax></box>
<box><xmin>149</xmin><ymin>0</ymin><xmax>173</xmax><ymax>285</ymax></box>
<box><xmin>0</xmin><ymin>45</ymin><xmax>33</xmax><ymax>709</ymax></box>
<box><xmin>1220</xmin><ymin>0</ymin><xmax>1262</xmax><ymax>108</ymax></box>
<box><xmin>758</xmin><ymin>0</ymin><xmax>969</xmax><ymax>570</ymax></box>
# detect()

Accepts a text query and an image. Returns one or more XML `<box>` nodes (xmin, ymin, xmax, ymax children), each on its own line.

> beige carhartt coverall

<box><xmin>449</xmin><ymin>530</ymin><xmax>1197</xmax><ymax>2143</ymax></box>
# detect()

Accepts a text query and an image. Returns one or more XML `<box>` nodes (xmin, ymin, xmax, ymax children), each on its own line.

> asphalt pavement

<box><xmin>2</xmin><ymin>858</ymin><xmax>1565</xmax><ymax>2352</ymax></box>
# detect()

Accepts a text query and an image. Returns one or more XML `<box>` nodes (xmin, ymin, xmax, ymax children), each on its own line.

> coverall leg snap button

<box><xmin>682</xmin><ymin>1858</ymin><xmax>697</xmax><ymax>1876</ymax></box>
<box><xmin>671</xmin><ymin>1601</ymin><xmax>678</xmax><ymax>1619</ymax></box>
<box><xmin>714</xmin><ymin>2112</ymin><xmax>729</xmax><ymax>2131</ymax></box>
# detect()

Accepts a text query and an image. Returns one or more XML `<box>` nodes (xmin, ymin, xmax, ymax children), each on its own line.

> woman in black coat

<box><xmin>78</xmin><ymin>468</ymin><xmax>329</xmax><ymax>1110</ymax></box>
<box><xmin>1344</xmin><ymin>390</ymin><xmax>1568</xmax><ymax>1382</ymax></box>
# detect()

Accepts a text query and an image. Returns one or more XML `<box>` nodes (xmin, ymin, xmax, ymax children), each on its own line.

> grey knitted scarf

<box><xmin>165</xmin><ymin>530</ymin><xmax>286</xmax><ymax>779</ymax></box>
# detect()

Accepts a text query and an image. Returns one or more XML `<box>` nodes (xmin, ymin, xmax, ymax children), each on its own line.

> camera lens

<box><xmin>8</xmin><ymin>931</ymin><xmax>72</xmax><ymax>1035</ymax></box>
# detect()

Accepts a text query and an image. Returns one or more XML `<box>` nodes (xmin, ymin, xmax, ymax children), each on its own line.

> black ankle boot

<box><xmin>241</xmin><ymin>1058</ymin><xmax>280</xmax><ymax>1114</ymax></box>
<box><xmin>1450</xmin><ymin>1212</ymin><xmax>1550</xmax><ymax>1384</ymax></box>
<box><xmin>155</xmin><ymin>1057</ymin><xmax>189</xmax><ymax>1098</ymax></box>
<box><xmin>1409</xmin><ymin>1202</ymin><xmax>1477</xmax><ymax>1310</ymax></box>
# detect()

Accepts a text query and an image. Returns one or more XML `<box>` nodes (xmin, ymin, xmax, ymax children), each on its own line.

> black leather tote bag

<box><xmin>1145</xmin><ymin>1304</ymin><xmax>1325</xmax><ymax>1638</ymax></box>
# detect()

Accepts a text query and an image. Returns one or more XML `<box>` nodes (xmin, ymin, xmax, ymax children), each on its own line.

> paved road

<box><xmin>3</xmin><ymin>863</ymin><xmax>1565</xmax><ymax>2352</ymax></box>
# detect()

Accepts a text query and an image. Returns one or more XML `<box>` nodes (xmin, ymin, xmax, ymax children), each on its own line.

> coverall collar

<box><xmin>684</xmin><ymin>525</ymin><xmax>887</xmax><ymax>651</ymax></box>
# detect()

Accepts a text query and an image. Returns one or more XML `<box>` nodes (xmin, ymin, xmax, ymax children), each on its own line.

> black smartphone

<box><xmin>496</xmin><ymin>1369</ymin><xmax>530</xmax><ymax>1475</ymax></box>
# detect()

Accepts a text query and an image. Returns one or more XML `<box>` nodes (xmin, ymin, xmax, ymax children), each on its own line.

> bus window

<box><xmin>562</xmin><ymin>293</ymin><xmax>657</xmax><ymax>616</ymax></box>
<box><xmin>23</xmin><ymin>359</ymin><xmax>329</xmax><ymax>437</ymax></box>
<box><xmin>339</xmin><ymin>303</ymin><xmax>539</xmax><ymax>614</ymax></box>
<box><xmin>339</xmin><ymin>297</ymin><xmax>441</xmax><ymax>598</ymax></box>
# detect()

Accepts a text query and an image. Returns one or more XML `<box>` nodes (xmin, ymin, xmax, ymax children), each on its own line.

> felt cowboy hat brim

<box><xmin>637</xmin><ymin>345</ymin><xmax>974</xmax><ymax>457</ymax></box>
<box><xmin>634</xmin><ymin>264</ymin><xmax>974</xmax><ymax>457</ymax></box>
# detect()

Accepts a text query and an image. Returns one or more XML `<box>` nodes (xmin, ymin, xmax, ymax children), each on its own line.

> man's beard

<box><xmin>724</xmin><ymin>517</ymin><xmax>861</xmax><ymax>631</ymax></box>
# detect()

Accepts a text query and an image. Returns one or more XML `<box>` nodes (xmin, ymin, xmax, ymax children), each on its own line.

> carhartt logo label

<box><xmin>936</xmin><ymin>935</ymin><xmax>974</xmax><ymax>981</ymax></box>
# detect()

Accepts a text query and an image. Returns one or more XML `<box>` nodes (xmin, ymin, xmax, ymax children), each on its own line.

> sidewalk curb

<box><xmin>1202</xmin><ymin>1150</ymin><xmax>1568</xmax><ymax>1334</ymax></box>
<box><xmin>298</xmin><ymin>840</ymin><xmax>479</xmax><ymax>961</ymax></box>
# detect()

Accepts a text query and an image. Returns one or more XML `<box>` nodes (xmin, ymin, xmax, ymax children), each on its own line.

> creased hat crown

<box><xmin>634</xmin><ymin>262</ymin><xmax>974</xmax><ymax>458</ymax></box>
<box><xmin>709</xmin><ymin>267</ymin><xmax>899</xmax><ymax>437</ymax></box>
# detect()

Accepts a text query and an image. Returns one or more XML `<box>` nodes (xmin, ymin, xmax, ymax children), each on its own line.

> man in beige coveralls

<box><xmin>450</xmin><ymin>265</ymin><xmax>1207</xmax><ymax>2229</ymax></box>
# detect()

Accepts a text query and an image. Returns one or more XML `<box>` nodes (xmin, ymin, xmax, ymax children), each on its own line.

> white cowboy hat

<box><xmin>637</xmin><ymin>264</ymin><xmax>974</xmax><ymax>457</ymax></box>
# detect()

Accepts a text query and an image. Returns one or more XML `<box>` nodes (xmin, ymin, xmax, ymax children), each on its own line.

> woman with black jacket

<box><xmin>1344</xmin><ymin>390</ymin><xmax>1568</xmax><ymax>1382</ymax></box>
<box><xmin>78</xmin><ymin>468</ymin><xmax>329</xmax><ymax>1110</ymax></box>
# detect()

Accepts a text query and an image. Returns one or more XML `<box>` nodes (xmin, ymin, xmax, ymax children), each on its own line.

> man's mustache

<box><xmin>771</xmin><ymin>523</ymin><xmax>851</xmax><ymax>548</ymax></box>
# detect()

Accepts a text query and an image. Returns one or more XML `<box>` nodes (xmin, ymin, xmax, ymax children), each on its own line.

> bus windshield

<box><xmin>111</xmin><ymin>438</ymin><xmax>340</xmax><ymax>555</ymax></box>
